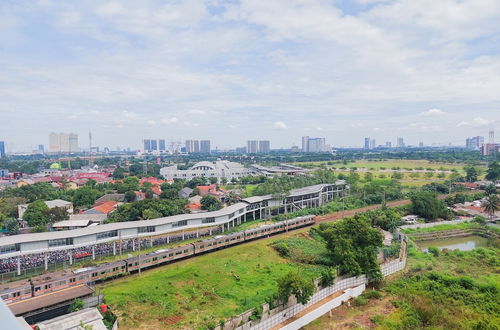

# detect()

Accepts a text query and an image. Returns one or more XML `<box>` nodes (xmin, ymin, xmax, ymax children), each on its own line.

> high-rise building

<box><xmin>0</xmin><ymin>141</ymin><xmax>5</xmax><ymax>157</ymax></box>
<box><xmin>258</xmin><ymin>140</ymin><xmax>270</xmax><ymax>153</ymax></box>
<box><xmin>419</xmin><ymin>141</ymin><xmax>424</xmax><ymax>147</ymax></box>
<box><xmin>49</xmin><ymin>132</ymin><xmax>59</xmax><ymax>153</ymax></box>
<box><xmin>369</xmin><ymin>139</ymin><xmax>376</xmax><ymax>150</ymax></box>
<box><xmin>49</xmin><ymin>132</ymin><xmax>78</xmax><ymax>153</ymax></box>
<box><xmin>38</xmin><ymin>144</ymin><xmax>44</xmax><ymax>153</ymax></box>
<box><xmin>465</xmin><ymin>136</ymin><xmax>484</xmax><ymax>150</ymax></box>
<box><xmin>151</xmin><ymin>139</ymin><xmax>158</xmax><ymax>151</ymax></box>
<box><xmin>59</xmin><ymin>133</ymin><xmax>70</xmax><ymax>153</ymax></box>
<box><xmin>144</xmin><ymin>139</ymin><xmax>152</xmax><ymax>152</ymax></box>
<box><xmin>397</xmin><ymin>137</ymin><xmax>405</xmax><ymax>148</ymax></box>
<box><xmin>185</xmin><ymin>140</ymin><xmax>203</xmax><ymax>153</ymax></box>
<box><xmin>159</xmin><ymin>139</ymin><xmax>166</xmax><ymax>151</ymax></box>
<box><xmin>246</xmin><ymin>140</ymin><xmax>259</xmax><ymax>153</ymax></box>
<box><xmin>200</xmin><ymin>140</ymin><xmax>211</xmax><ymax>153</ymax></box>
<box><xmin>69</xmin><ymin>133</ymin><xmax>78</xmax><ymax>153</ymax></box>
<box><xmin>307</xmin><ymin>138</ymin><xmax>326</xmax><ymax>152</ymax></box>
<box><xmin>301</xmin><ymin>137</ymin><xmax>327</xmax><ymax>152</ymax></box>
<box><xmin>302</xmin><ymin>136</ymin><xmax>310</xmax><ymax>152</ymax></box>
<box><xmin>364</xmin><ymin>137</ymin><xmax>370</xmax><ymax>149</ymax></box>
<box><xmin>385</xmin><ymin>141</ymin><xmax>392</xmax><ymax>148</ymax></box>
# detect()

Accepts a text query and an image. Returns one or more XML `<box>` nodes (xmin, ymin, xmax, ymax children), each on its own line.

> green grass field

<box><xmin>294</xmin><ymin>159</ymin><xmax>466</xmax><ymax>171</ymax></box>
<box><xmin>100</xmin><ymin>229</ymin><xmax>324</xmax><ymax>329</ymax></box>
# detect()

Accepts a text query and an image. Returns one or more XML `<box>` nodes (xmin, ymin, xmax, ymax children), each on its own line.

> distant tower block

<box><xmin>489</xmin><ymin>130</ymin><xmax>495</xmax><ymax>144</ymax></box>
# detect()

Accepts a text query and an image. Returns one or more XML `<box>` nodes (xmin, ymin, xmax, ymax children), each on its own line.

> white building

<box><xmin>160</xmin><ymin>160</ymin><xmax>253</xmax><ymax>182</ymax></box>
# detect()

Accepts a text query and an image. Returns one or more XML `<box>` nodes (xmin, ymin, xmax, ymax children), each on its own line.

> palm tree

<box><xmin>482</xmin><ymin>195</ymin><xmax>499</xmax><ymax>222</ymax></box>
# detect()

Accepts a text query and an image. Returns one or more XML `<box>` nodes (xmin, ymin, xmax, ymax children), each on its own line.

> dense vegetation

<box><xmin>382</xmin><ymin>247</ymin><xmax>500</xmax><ymax>329</ymax></box>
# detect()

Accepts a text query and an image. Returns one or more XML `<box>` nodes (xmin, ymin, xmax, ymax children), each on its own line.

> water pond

<box><xmin>419</xmin><ymin>235</ymin><xmax>490</xmax><ymax>252</ymax></box>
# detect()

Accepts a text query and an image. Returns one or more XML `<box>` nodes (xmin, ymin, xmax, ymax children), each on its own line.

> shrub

<box><xmin>272</xmin><ymin>242</ymin><xmax>290</xmax><ymax>257</ymax></box>
<box><xmin>353</xmin><ymin>296</ymin><xmax>369</xmax><ymax>306</ymax></box>
<box><xmin>428</xmin><ymin>247</ymin><xmax>440</xmax><ymax>257</ymax></box>
<box><xmin>319</xmin><ymin>267</ymin><xmax>337</xmax><ymax>287</ymax></box>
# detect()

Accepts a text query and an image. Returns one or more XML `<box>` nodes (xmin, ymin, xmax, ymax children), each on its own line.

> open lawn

<box><xmin>294</xmin><ymin>159</ymin><xmax>467</xmax><ymax>171</ymax></box>
<box><xmin>100</xmin><ymin>229</ymin><xmax>325</xmax><ymax>329</ymax></box>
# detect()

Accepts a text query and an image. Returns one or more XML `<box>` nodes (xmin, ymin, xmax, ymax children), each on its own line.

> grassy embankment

<box><xmin>100</xmin><ymin>228</ymin><xmax>326</xmax><ymax>329</ymax></box>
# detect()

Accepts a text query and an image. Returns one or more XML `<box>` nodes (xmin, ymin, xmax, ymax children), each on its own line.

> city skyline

<box><xmin>1</xmin><ymin>1</ymin><xmax>500</xmax><ymax>152</ymax></box>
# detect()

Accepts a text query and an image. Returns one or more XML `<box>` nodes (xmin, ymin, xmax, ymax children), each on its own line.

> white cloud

<box><xmin>188</xmin><ymin>109</ymin><xmax>206</xmax><ymax>115</ymax></box>
<box><xmin>147</xmin><ymin>120</ymin><xmax>156</xmax><ymax>126</ymax></box>
<box><xmin>457</xmin><ymin>117</ymin><xmax>491</xmax><ymax>127</ymax></box>
<box><xmin>421</xmin><ymin>108</ymin><xmax>446</xmax><ymax>116</ymax></box>
<box><xmin>161</xmin><ymin>117</ymin><xmax>178</xmax><ymax>125</ymax></box>
<box><xmin>273</xmin><ymin>121</ymin><xmax>287</xmax><ymax>129</ymax></box>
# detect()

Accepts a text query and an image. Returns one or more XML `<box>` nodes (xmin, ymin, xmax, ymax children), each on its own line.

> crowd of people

<box><xmin>0</xmin><ymin>226</ymin><xmax>223</xmax><ymax>273</ymax></box>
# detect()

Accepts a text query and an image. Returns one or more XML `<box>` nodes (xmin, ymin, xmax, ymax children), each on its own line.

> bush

<box><xmin>427</xmin><ymin>247</ymin><xmax>440</xmax><ymax>257</ymax></box>
<box><xmin>363</xmin><ymin>290</ymin><xmax>382</xmax><ymax>300</ymax></box>
<box><xmin>272</xmin><ymin>242</ymin><xmax>290</xmax><ymax>257</ymax></box>
<box><xmin>353</xmin><ymin>296</ymin><xmax>369</xmax><ymax>306</ymax></box>
<box><xmin>319</xmin><ymin>267</ymin><xmax>337</xmax><ymax>287</ymax></box>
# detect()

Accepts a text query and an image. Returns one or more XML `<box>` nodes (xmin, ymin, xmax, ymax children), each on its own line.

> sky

<box><xmin>1</xmin><ymin>0</ymin><xmax>500</xmax><ymax>152</ymax></box>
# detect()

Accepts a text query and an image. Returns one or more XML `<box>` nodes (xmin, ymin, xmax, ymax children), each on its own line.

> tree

<box><xmin>124</xmin><ymin>191</ymin><xmax>136</xmax><ymax>202</ymax></box>
<box><xmin>48</xmin><ymin>206</ymin><xmax>69</xmax><ymax>223</ymax></box>
<box><xmin>316</xmin><ymin>215</ymin><xmax>383</xmax><ymax>280</ymax></box>
<box><xmin>4</xmin><ymin>218</ymin><xmax>19</xmax><ymax>235</ymax></box>
<box><xmin>221</xmin><ymin>177</ymin><xmax>228</xmax><ymax>185</ymax></box>
<box><xmin>410</xmin><ymin>191</ymin><xmax>450</xmax><ymax>221</ymax></box>
<box><xmin>484</xmin><ymin>184</ymin><xmax>497</xmax><ymax>196</ymax></box>
<box><xmin>482</xmin><ymin>195</ymin><xmax>499</xmax><ymax>221</ymax></box>
<box><xmin>209</xmin><ymin>177</ymin><xmax>218</xmax><ymax>184</ymax></box>
<box><xmin>472</xmin><ymin>215</ymin><xmax>487</xmax><ymax>226</ymax></box>
<box><xmin>142</xmin><ymin>208</ymin><xmax>162</xmax><ymax>219</ymax></box>
<box><xmin>69</xmin><ymin>298</ymin><xmax>85</xmax><ymax>312</ymax></box>
<box><xmin>464</xmin><ymin>165</ymin><xmax>479</xmax><ymax>182</ymax></box>
<box><xmin>485</xmin><ymin>161</ymin><xmax>500</xmax><ymax>181</ymax></box>
<box><xmin>364</xmin><ymin>172</ymin><xmax>373</xmax><ymax>182</ymax></box>
<box><xmin>200</xmin><ymin>195</ymin><xmax>222</xmax><ymax>211</ymax></box>
<box><xmin>23</xmin><ymin>200</ymin><xmax>51</xmax><ymax>227</ymax></box>
<box><xmin>113</xmin><ymin>167</ymin><xmax>125</xmax><ymax>179</ymax></box>
<box><xmin>72</xmin><ymin>186</ymin><xmax>103</xmax><ymax>209</ymax></box>
<box><xmin>391</xmin><ymin>172</ymin><xmax>404</xmax><ymax>180</ymax></box>
<box><xmin>276</xmin><ymin>271</ymin><xmax>314</xmax><ymax>305</ymax></box>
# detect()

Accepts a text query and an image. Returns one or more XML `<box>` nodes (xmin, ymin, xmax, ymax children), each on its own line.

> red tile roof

<box><xmin>91</xmin><ymin>201</ymin><xmax>118</xmax><ymax>214</ymax></box>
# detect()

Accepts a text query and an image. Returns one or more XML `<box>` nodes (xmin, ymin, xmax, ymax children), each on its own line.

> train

<box><xmin>0</xmin><ymin>215</ymin><xmax>315</xmax><ymax>305</ymax></box>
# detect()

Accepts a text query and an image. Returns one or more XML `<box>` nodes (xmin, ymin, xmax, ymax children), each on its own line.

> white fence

<box><xmin>400</xmin><ymin>219</ymin><xmax>470</xmax><ymax>230</ymax></box>
<box><xmin>231</xmin><ymin>253</ymin><xmax>407</xmax><ymax>330</ymax></box>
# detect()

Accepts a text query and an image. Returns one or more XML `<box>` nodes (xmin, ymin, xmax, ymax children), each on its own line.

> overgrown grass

<box><xmin>270</xmin><ymin>232</ymin><xmax>332</xmax><ymax>266</ymax></box>
<box><xmin>100</xmin><ymin>232</ymin><xmax>326</xmax><ymax>329</ymax></box>
<box><xmin>381</xmin><ymin>247</ymin><xmax>500</xmax><ymax>329</ymax></box>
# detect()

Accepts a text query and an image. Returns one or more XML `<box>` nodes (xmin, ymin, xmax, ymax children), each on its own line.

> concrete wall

<box><xmin>280</xmin><ymin>284</ymin><xmax>365</xmax><ymax>330</ymax></box>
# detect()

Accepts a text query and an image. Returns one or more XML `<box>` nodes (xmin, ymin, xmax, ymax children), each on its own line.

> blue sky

<box><xmin>1</xmin><ymin>0</ymin><xmax>499</xmax><ymax>152</ymax></box>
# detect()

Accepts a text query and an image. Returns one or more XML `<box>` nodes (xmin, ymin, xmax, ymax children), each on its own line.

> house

<box><xmin>69</xmin><ymin>213</ymin><xmax>108</xmax><ymax>224</ymax></box>
<box><xmin>18</xmin><ymin>199</ymin><xmax>74</xmax><ymax>219</ymax></box>
<box><xmin>16</xmin><ymin>179</ymin><xmax>35</xmax><ymax>188</ymax></box>
<box><xmin>94</xmin><ymin>193</ymin><xmax>125</xmax><ymax>205</ymax></box>
<box><xmin>52</xmin><ymin>220</ymin><xmax>92</xmax><ymax>230</ymax></box>
<box><xmin>178</xmin><ymin>187</ymin><xmax>193</xmax><ymax>198</ymax></box>
<box><xmin>197</xmin><ymin>184</ymin><xmax>217</xmax><ymax>196</ymax></box>
<box><xmin>83</xmin><ymin>201</ymin><xmax>118</xmax><ymax>215</ymax></box>
<box><xmin>139</xmin><ymin>177</ymin><xmax>165</xmax><ymax>186</ymax></box>
<box><xmin>36</xmin><ymin>308</ymin><xmax>108</xmax><ymax>330</ymax></box>
<box><xmin>186</xmin><ymin>195</ymin><xmax>203</xmax><ymax>212</ymax></box>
